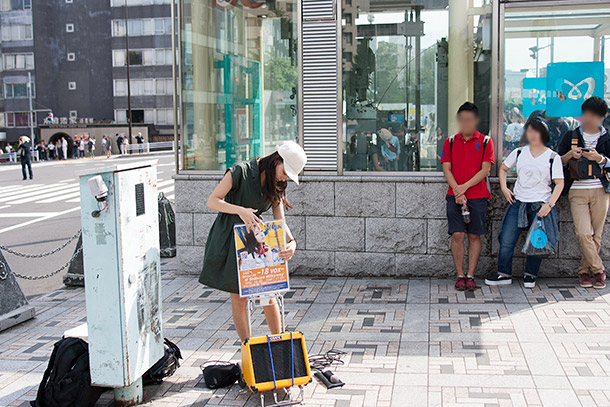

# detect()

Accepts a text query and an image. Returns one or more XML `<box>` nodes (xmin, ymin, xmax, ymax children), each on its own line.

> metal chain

<box><xmin>0</xmin><ymin>229</ymin><xmax>81</xmax><ymax>258</ymax></box>
<box><xmin>10</xmin><ymin>245</ymin><xmax>83</xmax><ymax>281</ymax></box>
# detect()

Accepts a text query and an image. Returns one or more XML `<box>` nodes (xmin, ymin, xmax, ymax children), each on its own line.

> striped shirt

<box><xmin>572</xmin><ymin>130</ymin><xmax>603</xmax><ymax>189</ymax></box>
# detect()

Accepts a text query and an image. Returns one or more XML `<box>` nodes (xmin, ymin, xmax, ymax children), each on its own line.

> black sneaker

<box><xmin>524</xmin><ymin>275</ymin><xmax>536</xmax><ymax>289</ymax></box>
<box><xmin>485</xmin><ymin>274</ymin><xmax>512</xmax><ymax>286</ymax></box>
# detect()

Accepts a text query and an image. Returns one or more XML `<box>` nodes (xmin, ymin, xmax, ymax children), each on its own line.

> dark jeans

<box><xmin>498</xmin><ymin>201</ymin><xmax>543</xmax><ymax>278</ymax></box>
<box><xmin>21</xmin><ymin>156</ymin><xmax>33</xmax><ymax>179</ymax></box>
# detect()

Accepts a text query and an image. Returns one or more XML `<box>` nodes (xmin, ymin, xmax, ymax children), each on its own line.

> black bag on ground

<box><xmin>30</xmin><ymin>337</ymin><xmax>105</xmax><ymax>407</ymax></box>
<box><xmin>202</xmin><ymin>362</ymin><xmax>241</xmax><ymax>389</ymax></box>
<box><xmin>142</xmin><ymin>338</ymin><xmax>183</xmax><ymax>385</ymax></box>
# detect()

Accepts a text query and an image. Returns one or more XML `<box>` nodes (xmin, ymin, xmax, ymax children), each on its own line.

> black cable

<box><xmin>308</xmin><ymin>349</ymin><xmax>346</xmax><ymax>372</ymax></box>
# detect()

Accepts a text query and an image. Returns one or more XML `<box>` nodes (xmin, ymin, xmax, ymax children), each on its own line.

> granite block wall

<box><xmin>174</xmin><ymin>174</ymin><xmax>610</xmax><ymax>278</ymax></box>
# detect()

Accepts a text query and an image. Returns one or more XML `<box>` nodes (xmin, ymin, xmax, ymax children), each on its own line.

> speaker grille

<box><xmin>251</xmin><ymin>338</ymin><xmax>308</xmax><ymax>383</ymax></box>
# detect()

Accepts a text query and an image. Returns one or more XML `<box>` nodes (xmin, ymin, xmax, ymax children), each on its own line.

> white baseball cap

<box><xmin>276</xmin><ymin>141</ymin><xmax>307</xmax><ymax>185</ymax></box>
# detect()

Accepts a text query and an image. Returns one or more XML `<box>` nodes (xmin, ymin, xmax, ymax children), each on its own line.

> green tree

<box><xmin>264</xmin><ymin>57</ymin><xmax>297</xmax><ymax>91</ymax></box>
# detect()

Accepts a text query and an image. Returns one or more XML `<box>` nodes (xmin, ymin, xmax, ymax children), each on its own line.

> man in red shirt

<box><xmin>441</xmin><ymin>102</ymin><xmax>495</xmax><ymax>291</ymax></box>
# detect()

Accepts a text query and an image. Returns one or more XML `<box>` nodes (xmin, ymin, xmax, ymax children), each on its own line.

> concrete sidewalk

<box><xmin>2</xmin><ymin>259</ymin><xmax>610</xmax><ymax>406</ymax></box>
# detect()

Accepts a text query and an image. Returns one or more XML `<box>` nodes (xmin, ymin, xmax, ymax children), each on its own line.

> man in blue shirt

<box><xmin>379</xmin><ymin>128</ymin><xmax>400</xmax><ymax>171</ymax></box>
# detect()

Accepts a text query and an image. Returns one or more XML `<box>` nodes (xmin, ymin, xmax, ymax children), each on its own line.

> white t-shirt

<box><xmin>571</xmin><ymin>130</ymin><xmax>603</xmax><ymax>190</ymax></box>
<box><xmin>503</xmin><ymin>145</ymin><xmax>564</xmax><ymax>203</ymax></box>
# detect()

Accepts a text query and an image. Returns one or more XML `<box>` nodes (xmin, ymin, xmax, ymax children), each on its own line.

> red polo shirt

<box><xmin>440</xmin><ymin>131</ymin><xmax>494</xmax><ymax>199</ymax></box>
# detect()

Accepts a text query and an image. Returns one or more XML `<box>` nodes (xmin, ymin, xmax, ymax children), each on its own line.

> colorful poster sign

<box><xmin>522</xmin><ymin>77</ymin><xmax>546</xmax><ymax>117</ymax></box>
<box><xmin>234</xmin><ymin>220</ymin><xmax>289</xmax><ymax>297</ymax></box>
<box><xmin>546</xmin><ymin>62</ymin><xmax>605</xmax><ymax>117</ymax></box>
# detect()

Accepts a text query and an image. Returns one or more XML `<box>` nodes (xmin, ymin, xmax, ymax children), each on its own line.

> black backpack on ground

<box><xmin>142</xmin><ymin>338</ymin><xmax>182</xmax><ymax>385</ymax></box>
<box><xmin>30</xmin><ymin>337</ymin><xmax>105</xmax><ymax>407</ymax></box>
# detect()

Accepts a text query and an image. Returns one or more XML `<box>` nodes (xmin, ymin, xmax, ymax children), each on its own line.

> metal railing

<box><xmin>0</xmin><ymin>151</ymin><xmax>40</xmax><ymax>163</ymax></box>
<box><xmin>122</xmin><ymin>141</ymin><xmax>175</xmax><ymax>154</ymax></box>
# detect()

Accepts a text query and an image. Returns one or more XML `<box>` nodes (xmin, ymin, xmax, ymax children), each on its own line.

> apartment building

<box><xmin>0</xmin><ymin>0</ymin><xmax>175</xmax><ymax>145</ymax></box>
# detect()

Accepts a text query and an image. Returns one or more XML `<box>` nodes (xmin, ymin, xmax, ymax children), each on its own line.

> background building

<box><xmin>175</xmin><ymin>0</ymin><xmax>610</xmax><ymax>278</ymax></box>
<box><xmin>0</xmin><ymin>0</ymin><xmax>176</xmax><ymax>147</ymax></box>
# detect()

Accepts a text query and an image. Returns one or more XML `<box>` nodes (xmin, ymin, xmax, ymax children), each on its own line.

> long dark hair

<box><xmin>244</xmin><ymin>229</ymin><xmax>262</xmax><ymax>256</ymax></box>
<box><xmin>258</xmin><ymin>152</ymin><xmax>291</xmax><ymax>208</ymax></box>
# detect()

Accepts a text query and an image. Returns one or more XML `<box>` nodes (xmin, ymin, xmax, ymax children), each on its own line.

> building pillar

<box><xmin>447</xmin><ymin>0</ymin><xmax>473</xmax><ymax>134</ymax></box>
<box><xmin>593</xmin><ymin>35</ymin><xmax>602</xmax><ymax>61</ymax></box>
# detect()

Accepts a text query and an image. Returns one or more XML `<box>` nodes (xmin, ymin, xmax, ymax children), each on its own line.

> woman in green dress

<box><xmin>201</xmin><ymin>141</ymin><xmax>307</xmax><ymax>342</ymax></box>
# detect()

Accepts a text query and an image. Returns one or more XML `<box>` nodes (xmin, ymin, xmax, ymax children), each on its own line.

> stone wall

<box><xmin>174</xmin><ymin>174</ymin><xmax>610</xmax><ymax>278</ymax></box>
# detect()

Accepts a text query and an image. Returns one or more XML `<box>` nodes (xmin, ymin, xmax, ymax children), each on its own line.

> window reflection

<box><xmin>502</xmin><ymin>6</ymin><xmax>610</xmax><ymax>159</ymax></box>
<box><xmin>181</xmin><ymin>0</ymin><xmax>298</xmax><ymax>170</ymax></box>
<box><xmin>342</xmin><ymin>1</ymin><xmax>492</xmax><ymax>173</ymax></box>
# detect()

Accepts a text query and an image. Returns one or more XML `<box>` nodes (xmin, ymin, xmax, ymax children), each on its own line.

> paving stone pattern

<box><xmin>3</xmin><ymin>260</ymin><xmax>610</xmax><ymax>406</ymax></box>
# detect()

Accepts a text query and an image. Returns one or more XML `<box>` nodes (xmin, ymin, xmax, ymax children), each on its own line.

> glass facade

<box><xmin>178</xmin><ymin>0</ymin><xmax>609</xmax><ymax>175</ymax></box>
<box><xmin>501</xmin><ymin>3</ymin><xmax>610</xmax><ymax>159</ymax></box>
<box><xmin>181</xmin><ymin>0</ymin><xmax>298</xmax><ymax>170</ymax></box>
<box><xmin>341</xmin><ymin>1</ymin><xmax>492</xmax><ymax>173</ymax></box>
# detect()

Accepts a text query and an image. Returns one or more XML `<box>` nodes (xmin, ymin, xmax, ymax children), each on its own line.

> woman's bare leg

<box><xmin>263</xmin><ymin>298</ymin><xmax>282</xmax><ymax>335</ymax></box>
<box><xmin>232</xmin><ymin>295</ymin><xmax>283</xmax><ymax>342</ymax></box>
<box><xmin>230</xmin><ymin>293</ymin><xmax>250</xmax><ymax>342</ymax></box>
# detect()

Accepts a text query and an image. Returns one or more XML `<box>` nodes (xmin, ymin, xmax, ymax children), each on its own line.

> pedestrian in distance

<box><xmin>72</xmin><ymin>137</ymin><xmax>79</xmax><ymax>159</ymax></box>
<box><xmin>105</xmin><ymin>136</ymin><xmax>112</xmax><ymax>158</ymax></box>
<box><xmin>117</xmin><ymin>134</ymin><xmax>124</xmax><ymax>155</ymax></box>
<box><xmin>200</xmin><ymin>141</ymin><xmax>306</xmax><ymax>342</ymax></box>
<box><xmin>61</xmin><ymin>137</ymin><xmax>68</xmax><ymax>160</ymax></box>
<box><xmin>486</xmin><ymin>118</ymin><xmax>564</xmax><ymax>289</ymax></box>
<box><xmin>557</xmin><ymin>96</ymin><xmax>610</xmax><ymax>289</ymax></box>
<box><xmin>88</xmin><ymin>137</ymin><xmax>96</xmax><ymax>158</ymax></box>
<box><xmin>101</xmin><ymin>136</ymin><xmax>107</xmax><ymax>157</ymax></box>
<box><xmin>79</xmin><ymin>137</ymin><xmax>86</xmax><ymax>158</ymax></box>
<box><xmin>17</xmin><ymin>135</ymin><xmax>33</xmax><ymax>180</ymax></box>
<box><xmin>441</xmin><ymin>102</ymin><xmax>495</xmax><ymax>291</ymax></box>
<box><xmin>48</xmin><ymin>141</ymin><xmax>55</xmax><ymax>160</ymax></box>
<box><xmin>136</xmin><ymin>132</ymin><xmax>144</xmax><ymax>154</ymax></box>
<box><xmin>122</xmin><ymin>136</ymin><xmax>129</xmax><ymax>155</ymax></box>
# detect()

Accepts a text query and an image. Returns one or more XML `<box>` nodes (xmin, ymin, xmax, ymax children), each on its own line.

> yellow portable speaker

<box><xmin>241</xmin><ymin>331</ymin><xmax>312</xmax><ymax>393</ymax></box>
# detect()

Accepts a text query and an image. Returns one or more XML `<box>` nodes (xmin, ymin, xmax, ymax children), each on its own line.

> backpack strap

<box><xmin>480</xmin><ymin>135</ymin><xmax>491</xmax><ymax>165</ymax></box>
<box><xmin>449</xmin><ymin>135</ymin><xmax>455</xmax><ymax>155</ymax></box>
<box><xmin>571</xmin><ymin>131</ymin><xmax>579</xmax><ymax>149</ymax></box>
<box><xmin>34</xmin><ymin>341</ymin><xmax>62</xmax><ymax>407</ymax></box>
<box><xmin>549</xmin><ymin>151</ymin><xmax>558</xmax><ymax>185</ymax></box>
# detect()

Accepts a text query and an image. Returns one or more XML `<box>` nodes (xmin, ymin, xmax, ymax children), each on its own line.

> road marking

<box><xmin>0</xmin><ymin>184</ymin><xmax>42</xmax><ymax>194</ymax></box>
<box><xmin>166</xmin><ymin>194</ymin><xmax>174</xmax><ymax>200</ymax></box>
<box><xmin>0</xmin><ymin>212</ymin><xmax>62</xmax><ymax>218</ymax></box>
<box><xmin>36</xmin><ymin>191</ymin><xmax>81</xmax><ymax>204</ymax></box>
<box><xmin>0</xmin><ymin>205</ymin><xmax>9</xmax><ymax>210</ymax></box>
<box><xmin>58</xmin><ymin>178</ymin><xmax>75</xmax><ymax>183</ymax></box>
<box><xmin>0</xmin><ymin>206</ymin><xmax>81</xmax><ymax>235</ymax></box>
<box><xmin>157</xmin><ymin>179</ymin><xmax>174</xmax><ymax>188</ymax></box>
<box><xmin>0</xmin><ymin>183</ymin><xmax>72</xmax><ymax>201</ymax></box>
<box><xmin>3</xmin><ymin>185</ymin><xmax>80</xmax><ymax>205</ymax></box>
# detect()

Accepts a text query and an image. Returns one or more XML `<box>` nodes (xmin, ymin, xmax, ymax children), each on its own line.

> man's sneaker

<box><xmin>485</xmin><ymin>274</ymin><xmax>512</xmax><ymax>286</ymax></box>
<box><xmin>579</xmin><ymin>273</ymin><xmax>593</xmax><ymax>288</ymax></box>
<box><xmin>524</xmin><ymin>275</ymin><xmax>536</xmax><ymax>289</ymax></box>
<box><xmin>455</xmin><ymin>276</ymin><xmax>467</xmax><ymax>291</ymax></box>
<box><xmin>466</xmin><ymin>277</ymin><xmax>477</xmax><ymax>291</ymax></box>
<box><xmin>593</xmin><ymin>272</ymin><xmax>606</xmax><ymax>289</ymax></box>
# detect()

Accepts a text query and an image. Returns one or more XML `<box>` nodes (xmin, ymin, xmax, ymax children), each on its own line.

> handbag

<box><xmin>522</xmin><ymin>218</ymin><xmax>555</xmax><ymax>257</ymax></box>
<box><xmin>201</xmin><ymin>362</ymin><xmax>241</xmax><ymax>389</ymax></box>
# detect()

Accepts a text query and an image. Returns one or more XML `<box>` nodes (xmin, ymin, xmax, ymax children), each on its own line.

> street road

<box><xmin>0</xmin><ymin>153</ymin><xmax>176</xmax><ymax>297</ymax></box>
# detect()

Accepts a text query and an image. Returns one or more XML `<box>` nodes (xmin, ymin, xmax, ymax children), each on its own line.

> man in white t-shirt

<box><xmin>558</xmin><ymin>97</ymin><xmax>610</xmax><ymax>289</ymax></box>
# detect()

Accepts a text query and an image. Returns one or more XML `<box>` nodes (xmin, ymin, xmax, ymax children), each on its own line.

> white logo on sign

<box><xmin>564</xmin><ymin>77</ymin><xmax>595</xmax><ymax>100</ymax></box>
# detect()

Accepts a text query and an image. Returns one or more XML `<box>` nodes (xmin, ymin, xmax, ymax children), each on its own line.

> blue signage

<box><xmin>546</xmin><ymin>62</ymin><xmax>605</xmax><ymax>117</ymax></box>
<box><xmin>522</xmin><ymin>77</ymin><xmax>547</xmax><ymax>117</ymax></box>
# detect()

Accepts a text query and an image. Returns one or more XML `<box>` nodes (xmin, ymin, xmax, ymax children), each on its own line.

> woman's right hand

<box><xmin>501</xmin><ymin>187</ymin><xmax>515</xmax><ymax>205</ymax></box>
<box><xmin>238</xmin><ymin>207</ymin><xmax>263</xmax><ymax>231</ymax></box>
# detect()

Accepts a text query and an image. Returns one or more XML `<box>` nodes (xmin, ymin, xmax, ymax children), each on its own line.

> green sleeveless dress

<box><xmin>199</xmin><ymin>159</ymin><xmax>272</xmax><ymax>293</ymax></box>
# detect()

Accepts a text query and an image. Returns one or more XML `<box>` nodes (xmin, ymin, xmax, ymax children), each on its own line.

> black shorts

<box><xmin>446</xmin><ymin>196</ymin><xmax>489</xmax><ymax>235</ymax></box>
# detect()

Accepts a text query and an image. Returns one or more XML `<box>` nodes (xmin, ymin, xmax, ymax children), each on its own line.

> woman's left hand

<box><xmin>279</xmin><ymin>240</ymin><xmax>297</xmax><ymax>261</ymax></box>
<box><xmin>537</xmin><ymin>203</ymin><xmax>552</xmax><ymax>217</ymax></box>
